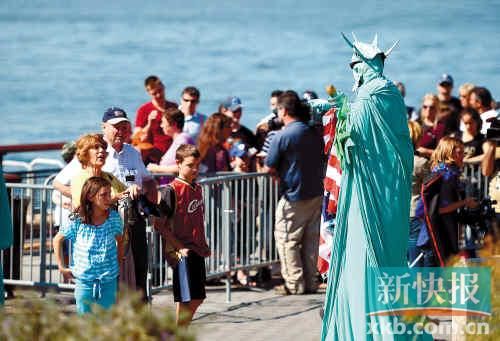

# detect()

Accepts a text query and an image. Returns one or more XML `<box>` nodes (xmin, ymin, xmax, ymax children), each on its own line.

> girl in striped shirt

<box><xmin>53</xmin><ymin>176</ymin><xmax>123</xmax><ymax>314</ymax></box>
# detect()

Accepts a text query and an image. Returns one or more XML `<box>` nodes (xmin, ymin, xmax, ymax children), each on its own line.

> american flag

<box><xmin>318</xmin><ymin>107</ymin><xmax>342</xmax><ymax>276</ymax></box>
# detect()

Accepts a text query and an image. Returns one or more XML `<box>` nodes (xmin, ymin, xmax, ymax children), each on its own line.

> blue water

<box><xmin>1</xmin><ymin>0</ymin><xmax>499</xmax><ymax>161</ymax></box>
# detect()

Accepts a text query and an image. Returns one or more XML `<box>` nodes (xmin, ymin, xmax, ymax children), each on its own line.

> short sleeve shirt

<box><xmin>230</xmin><ymin>125</ymin><xmax>258</xmax><ymax>149</ymax></box>
<box><xmin>60</xmin><ymin>210</ymin><xmax>123</xmax><ymax>283</ymax></box>
<box><xmin>135</xmin><ymin>101</ymin><xmax>177</xmax><ymax>153</ymax></box>
<box><xmin>54</xmin><ymin>157</ymin><xmax>82</xmax><ymax>185</ymax></box>
<box><xmin>103</xmin><ymin>143</ymin><xmax>150</xmax><ymax>187</ymax></box>
<box><xmin>265</xmin><ymin>121</ymin><xmax>324</xmax><ymax>202</ymax></box>
<box><xmin>183</xmin><ymin>111</ymin><xmax>207</xmax><ymax>142</ymax></box>
<box><xmin>159</xmin><ymin>133</ymin><xmax>195</xmax><ymax>167</ymax></box>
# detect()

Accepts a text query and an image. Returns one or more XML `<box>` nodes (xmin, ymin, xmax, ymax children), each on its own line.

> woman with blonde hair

<box><xmin>197</xmin><ymin>113</ymin><xmax>232</xmax><ymax>173</ymax></box>
<box><xmin>458</xmin><ymin>83</ymin><xmax>475</xmax><ymax>109</ymax></box>
<box><xmin>71</xmin><ymin>133</ymin><xmax>130</xmax><ymax>208</ymax></box>
<box><xmin>420</xmin><ymin>136</ymin><xmax>479</xmax><ymax>266</ymax></box>
<box><xmin>70</xmin><ymin>133</ymin><xmax>138</xmax><ymax>290</ymax></box>
<box><xmin>417</xmin><ymin>93</ymin><xmax>446</xmax><ymax>157</ymax></box>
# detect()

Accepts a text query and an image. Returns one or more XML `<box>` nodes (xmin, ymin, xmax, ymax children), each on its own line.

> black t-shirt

<box><xmin>457</xmin><ymin>132</ymin><xmax>485</xmax><ymax>158</ymax></box>
<box><xmin>231</xmin><ymin>125</ymin><xmax>258</xmax><ymax>149</ymax></box>
<box><xmin>441</xmin><ymin>96</ymin><xmax>462</xmax><ymax>116</ymax></box>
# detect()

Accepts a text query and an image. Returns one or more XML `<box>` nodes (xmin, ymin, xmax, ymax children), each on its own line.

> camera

<box><xmin>267</xmin><ymin>112</ymin><xmax>283</xmax><ymax>131</ymax></box>
<box><xmin>458</xmin><ymin>197</ymin><xmax>496</xmax><ymax>250</ymax></box>
<box><xmin>137</xmin><ymin>194</ymin><xmax>160</xmax><ymax>218</ymax></box>
<box><xmin>486</xmin><ymin>115</ymin><xmax>500</xmax><ymax>141</ymax></box>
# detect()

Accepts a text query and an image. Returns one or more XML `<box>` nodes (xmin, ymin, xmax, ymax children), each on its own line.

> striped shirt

<box><xmin>60</xmin><ymin>210</ymin><xmax>123</xmax><ymax>283</ymax></box>
<box><xmin>260</xmin><ymin>130</ymin><xmax>278</xmax><ymax>155</ymax></box>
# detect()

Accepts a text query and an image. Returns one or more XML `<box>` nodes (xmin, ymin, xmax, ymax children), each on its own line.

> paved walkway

<box><xmin>153</xmin><ymin>285</ymin><xmax>325</xmax><ymax>341</ymax></box>
<box><xmin>4</xmin><ymin>284</ymin><xmax>325</xmax><ymax>340</ymax></box>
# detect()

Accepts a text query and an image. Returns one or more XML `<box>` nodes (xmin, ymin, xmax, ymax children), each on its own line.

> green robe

<box><xmin>321</xmin><ymin>58</ymin><xmax>417</xmax><ymax>340</ymax></box>
<box><xmin>0</xmin><ymin>173</ymin><xmax>13</xmax><ymax>306</ymax></box>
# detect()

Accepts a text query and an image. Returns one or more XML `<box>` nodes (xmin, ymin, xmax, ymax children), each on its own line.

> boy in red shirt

<box><xmin>146</xmin><ymin>144</ymin><xmax>210</xmax><ymax>325</ymax></box>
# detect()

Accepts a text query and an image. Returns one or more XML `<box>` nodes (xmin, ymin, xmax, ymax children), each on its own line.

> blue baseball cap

<box><xmin>102</xmin><ymin>107</ymin><xmax>129</xmax><ymax>124</ymax></box>
<box><xmin>438</xmin><ymin>74</ymin><xmax>454</xmax><ymax>86</ymax></box>
<box><xmin>222</xmin><ymin>96</ymin><xmax>244</xmax><ymax>112</ymax></box>
<box><xmin>229</xmin><ymin>142</ymin><xmax>248</xmax><ymax>158</ymax></box>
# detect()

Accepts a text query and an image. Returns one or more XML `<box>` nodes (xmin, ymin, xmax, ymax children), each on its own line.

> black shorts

<box><xmin>173</xmin><ymin>251</ymin><xmax>206</xmax><ymax>302</ymax></box>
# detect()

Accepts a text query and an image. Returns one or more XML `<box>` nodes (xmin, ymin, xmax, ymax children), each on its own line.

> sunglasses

<box><xmin>422</xmin><ymin>105</ymin><xmax>436</xmax><ymax>110</ymax></box>
<box><xmin>182</xmin><ymin>98</ymin><xmax>199</xmax><ymax>104</ymax></box>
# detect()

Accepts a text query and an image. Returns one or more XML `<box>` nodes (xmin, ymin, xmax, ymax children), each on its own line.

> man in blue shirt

<box><xmin>265</xmin><ymin>90</ymin><xmax>324</xmax><ymax>295</ymax></box>
<box><xmin>179</xmin><ymin>86</ymin><xmax>207</xmax><ymax>142</ymax></box>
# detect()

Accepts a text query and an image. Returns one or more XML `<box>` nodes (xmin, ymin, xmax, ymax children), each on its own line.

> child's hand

<box><xmin>179</xmin><ymin>248</ymin><xmax>190</xmax><ymax>257</ymax></box>
<box><xmin>464</xmin><ymin>197</ymin><xmax>479</xmax><ymax>209</ymax></box>
<box><xmin>59</xmin><ymin>268</ymin><xmax>74</xmax><ymax>282</ymax></box>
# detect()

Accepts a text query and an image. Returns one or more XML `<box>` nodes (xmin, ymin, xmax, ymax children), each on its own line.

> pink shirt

<box><xmin>159</xmin><ymin>132</ymin><xmax>194</xmax><ymax>166</ymax></box>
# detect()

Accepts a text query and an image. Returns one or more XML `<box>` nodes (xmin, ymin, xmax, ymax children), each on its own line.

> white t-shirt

<box><xmin>480</xmin><ymin>109</ymin><xmax>498</xmax><ymax>135</ymax></box>
<box><xmin>52</xmin><ymin>157</ymin><xmax>82</xmax><ymax>227</ymax></box>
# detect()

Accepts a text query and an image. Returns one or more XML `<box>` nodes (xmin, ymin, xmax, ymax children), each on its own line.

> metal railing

<box><xmin>1</xmin><ymin>162</ymin><xmax>492</xmax><ymax>301</ymax></box>
<box><xmin>1</xmin><ymin>172</ymin><xmax>280</xmax><ymax>302</ymax></box>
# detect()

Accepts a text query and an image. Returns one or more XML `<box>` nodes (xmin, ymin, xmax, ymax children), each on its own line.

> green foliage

<box><xmin>0</xmin><ymin>291</ymin><xmax>195</xmax><ymax>341</ymax></box>
<box><xmin>465</xmin><ymin>244</ymin><xmax>499</xmax><ymax>341</ymax></box>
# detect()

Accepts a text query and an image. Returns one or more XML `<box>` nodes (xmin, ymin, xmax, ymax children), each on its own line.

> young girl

<box><xmin>421</xmin><ymin>136</ymin><xmax>479</xmax><ymax>265</ymax></box>
<box><xmin>53</xmin><ymin>176</ymin><xmax>123</xmax><ymax>314</ymax></box>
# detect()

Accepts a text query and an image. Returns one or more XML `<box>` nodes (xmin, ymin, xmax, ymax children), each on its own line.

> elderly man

<box><xmin>102</xmin><ymin>107</ymin><xmax>151</xmax><ymax>301</ymax></box>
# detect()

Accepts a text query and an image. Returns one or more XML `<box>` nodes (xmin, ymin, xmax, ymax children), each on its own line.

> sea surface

<box><xmin>1</xmin><ymin>0</ymin><xmax>499</xmax><ymax>162</ymax></box>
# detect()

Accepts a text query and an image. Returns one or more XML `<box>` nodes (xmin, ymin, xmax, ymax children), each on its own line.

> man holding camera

<box><xmin>256</xmin><ymin>90</ymin><xmax>284</xmax><ymax>165</ymax></box>
<box><xmin>265</xmin><ymin>90</ymin><xmax>324</xmax><ymax>295</ymax></box>
<box><xmin>102</xmin><ymin>107</ymin><xmax>151</xmax><ymax>301</ymax></box>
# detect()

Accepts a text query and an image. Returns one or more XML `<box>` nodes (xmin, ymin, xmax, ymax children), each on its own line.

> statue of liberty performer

<box><xmin>321</xmin><ymin>33</ymin><xmax>417</xmax><ymax>340</ymax></box>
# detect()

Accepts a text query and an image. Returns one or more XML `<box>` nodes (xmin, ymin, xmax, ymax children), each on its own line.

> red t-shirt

<box><xmin>170</xmin><ymin>178</ymin><xmax>210</xmax><ymax>257</ymax></box>
<box><xmin>135</xmin><ymin>101</ymin><xmax>177</xmax><ymax>153</ymax></box>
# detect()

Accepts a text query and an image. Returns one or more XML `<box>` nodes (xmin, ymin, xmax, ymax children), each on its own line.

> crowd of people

<box><xmin>2</xmin><ymin>67</ymin><xmax>498</xmax><ymax>330</ymax></box>
<box><xmin>403</xmin><ymin>75</ymin><xmax>499</xmax><ymax>267</ymax></box>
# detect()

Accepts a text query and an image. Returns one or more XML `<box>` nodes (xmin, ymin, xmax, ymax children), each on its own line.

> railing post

<box><xmin>39</xmin><ymin>187</ymin><xmax>48</xmax><ymax>297</ymax></box>
<box><xmin>222</xmin><ymin>180</ymin><xmax>232</xmax><ymax>303</ymax></box>
<box><xmin>146</xmin><ymin>217</ymin><xmax>153</xmax><ymax>303</ymax></box>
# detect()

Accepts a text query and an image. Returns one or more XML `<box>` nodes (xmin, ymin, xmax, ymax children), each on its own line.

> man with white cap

<box><xmin>101</xmin><ymin>106</ymin><xmax>151</xmax><ymax>302</ymax></box>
